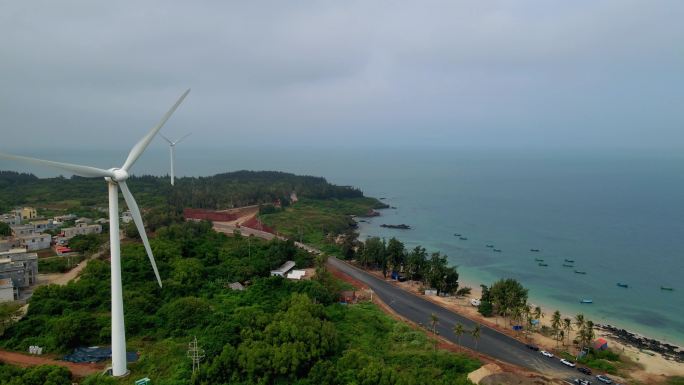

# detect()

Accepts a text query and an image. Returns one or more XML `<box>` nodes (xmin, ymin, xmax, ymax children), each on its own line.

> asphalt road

<box><xmin>328</xmin><ymin>257</ymin><xmax>578</xmax><ymax>377</ymax></box>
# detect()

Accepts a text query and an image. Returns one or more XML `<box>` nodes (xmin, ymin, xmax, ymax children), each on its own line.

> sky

<box><xmin>0</xmin><ymin>1</ymin><xmax>683</xmax><ymax>151</ymax></box>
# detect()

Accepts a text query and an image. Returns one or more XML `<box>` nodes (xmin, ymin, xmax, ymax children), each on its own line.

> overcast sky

<box><xmin>1</xmin><ymin>1</ymin><xmax>682</xmax><ymax>150</ymax></box>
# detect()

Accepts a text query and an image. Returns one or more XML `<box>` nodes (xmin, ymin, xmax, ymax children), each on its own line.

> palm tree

<box><xmin>551</xmin><ymin>310</ymin><xmax>562</xmax><ymax>347</ymax></box>
<box><xmin>574</xmin><ymin>313</ymin><xmax>585</xmax><ymax>333</ymax></box>
<box><xmin>533</xmin><ymin>306</ymin><xmax>544</xmax><ymax>330</ymax></box>
<box><xmin>453</xmin><ymin>323</ymin><xmax>465</xmax><ymax>345</ymax></box>
<box><xmin>471</xmin><ymin>323</ymin><xmax>482</xmax><ymax>350</ymax></box>
<box><xmin>563</xmin><ymin>318</ymin><xmax>572</xmax><ymax>346</ymax></box>
<box><xmin>430</xmin><ymin>313</ymin><xmax>439</xmax><ymax>334</ymax></box>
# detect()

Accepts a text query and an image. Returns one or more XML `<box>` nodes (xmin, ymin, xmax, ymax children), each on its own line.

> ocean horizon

<box><xmin>3</xmin><ymin>145</ymin><xmax>683</xmax><ymax>346</ymax></box>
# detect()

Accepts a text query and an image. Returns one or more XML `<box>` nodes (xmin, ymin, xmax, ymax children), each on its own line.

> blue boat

<box><xmin>580</xmin><ymin>299</ymin><xmax>593</xmax><ymax>304</ymax></box>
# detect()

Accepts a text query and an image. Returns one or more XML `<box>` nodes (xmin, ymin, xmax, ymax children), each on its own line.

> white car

<box><xmin>560</xmin><ymin>358</ymin><xmax>576</xmax><ymax>367</ymax></box>
<box><xmin>540</xmin><ymin>350</ymin><xmax>554</xmax><ymax>358</ymax></box>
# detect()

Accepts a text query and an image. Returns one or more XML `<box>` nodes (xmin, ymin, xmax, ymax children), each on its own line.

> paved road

<box><xmin>328</xmin><ymin>257</ymin><xmax>577</xmax><ymax>377</ymax></box>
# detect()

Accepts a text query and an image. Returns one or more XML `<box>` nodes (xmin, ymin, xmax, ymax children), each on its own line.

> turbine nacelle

<box><xmin>108</xmin><ymin>168</ymin><xmax>130</xmax><ymax>182</ymax></box>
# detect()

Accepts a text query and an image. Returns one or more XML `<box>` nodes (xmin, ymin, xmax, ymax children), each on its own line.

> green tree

<box><xmin>471</xmin><ymin>324</ymin><xmax>482</xmax><ymax>350</ymax></box>
<box><xmin>453</xmin><ymin>323</ymin><xmax>465</xmax><ymax>345</ymax></box>
<box><xmin>489</xmin><ymin>279</ymin><xmax>528</xmax><ymax>321</ymax></box>
<box><xmin>563</xmin><ymin>317</ymin><xmax>573</xmax><ymax>346</ymax></box>
<box><xmin>405</xmin><ymin>246</ymin><xmax>427</xmax><ymax>281</ymax></box>
<box><xmin>386</xmin><ymin>237</ymin><xmax>405</xmax><ymax>274</ymax></box>
<box><xmin>0</xmin><ymin>222</ymin><xmax>11</xmax><ymax>236</ymax></box>
<box><xmin>551</xmin><ymin>310</ymin><xmax>562</xmax><ymax>347</ymax></box>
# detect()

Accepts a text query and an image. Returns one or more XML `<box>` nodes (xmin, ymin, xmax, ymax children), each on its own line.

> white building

<box><xmin>286</xmin><ymin>269</ymin><xmax>306</xmax><ymax>280</ymax></box>
<box><xmin>18</xmin><ymin>233</ymin><xmax>51</xmax><ymax>251</ymax></box>
<box><xmin>270</xmin><ymin>260</ymin><xmax>296</xmax><ymax>277</ymax></box>
<box><xmin>0</xmin><ymin>239</ymin><xmax>20</xmax><ymax>253</ymax></box>
<box><xmin>0</xmin><ymin>278</ymin><xmax>14</xmax><ymax>303</ymax></box>
<box><xmin>0</xmin><ymin>251</ymin><xmax>38</xmax><ymax>299</ymax></box>
<box><xmin>62</xmin><ymin>223</ymin><xmax>102</xmax><ymax>239</ymax></box>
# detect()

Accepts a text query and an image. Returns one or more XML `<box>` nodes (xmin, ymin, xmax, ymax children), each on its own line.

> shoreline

<box><xmin>352</xmin><ymin>219</ymin><xmax>684</xmax><ymax>378</ymax></box>
<box><xmin>457</xmin><ymin>273</ymin><xmax>683</xmax><ymax>359</ymax></box>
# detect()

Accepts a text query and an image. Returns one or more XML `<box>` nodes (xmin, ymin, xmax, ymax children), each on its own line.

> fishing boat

<box><xmin>564</xmin><ymin>259</ymin><xmax>575</xmax><ymax>263</ymax></box>
<box><xmin>486</xmin><ymin>244</ymin><xmax>494</xmax><ymax>248</ymax></box>
<box><xmin>574</xmin><ymin>270</ymin><xmax>587</xmax><ymax>275</ymax></box>
<box><xmin>530</xmin><ymin>248</ymin><xmax>540</xmax><ymax>252</ymax></box>
<box><xmin>454</xmin><ymin>233</ymin><xmax>461</xmax><ymax>237</ymax></box>
<box><xmin>661</xmin><ymin>286</ymin><xmax>674</xmax><ymax>291</ymax></box>
<box><xmin>562</xmin><ymin>263</ymin><xmax>574</xmax><ymax>267</ymax></box>
<box><xmin>580</xmin><ymin>299</ymin><xmax>593</xmax><ymax>304</ymax></box>
<box><xmin>616</xmin><ymin>283</ymin><xmax>629</xmax><ymax>288</ymax></box>
<box><xmin>493</xmin><ymin>248</ymin><xmax>502</xmax><ymax>252</ymax></box>
<box><xmin>459</xmin><ymin>236</ymin><xmax>468</xmax><ymax>240</ymax></box>
<box><xmin>538</xmin><ymin>263</ymin><xmax>548</xmax><ymax>267</ymax></box>
<box><xmin>534</xmin><ymin>258</ymin><xmax>544</xmax><ymax>262</ymax></box>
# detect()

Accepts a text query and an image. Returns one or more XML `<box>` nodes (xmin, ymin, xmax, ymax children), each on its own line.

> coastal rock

<box><xmin>380</xmin><ymin>224</ymin><xmax>411</xmax><ymax>230</ymax></box>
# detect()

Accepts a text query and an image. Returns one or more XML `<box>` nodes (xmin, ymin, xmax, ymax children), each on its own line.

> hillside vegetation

<box><xmin>1</xmin><ymin>221</ymin><xmax>479</xmax><ymax>384</ymax></box>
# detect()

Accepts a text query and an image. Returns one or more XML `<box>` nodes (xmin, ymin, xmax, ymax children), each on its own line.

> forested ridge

<box><xmin>0</xmin><ymin>170</ymin><xmax>365</xmax><ymax>213</ymax></box>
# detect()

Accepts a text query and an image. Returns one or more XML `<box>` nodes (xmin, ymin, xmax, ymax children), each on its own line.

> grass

<box><xmin>260</xmin><ymin>197</ymin><xmax>385</xmax><ymax>248</ymax></box>
<box><xmin>38</xmin><ymin>254</ymin><xmax>86</xmax><ymax>273</ymax></box>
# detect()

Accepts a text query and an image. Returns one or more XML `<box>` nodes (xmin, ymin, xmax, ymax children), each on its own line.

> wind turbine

<box><xmin>0</xmin><ymin>89</ymin><xmax>190</xmax><ymax>377</ymax></box>
<box><xmin>159</xmin><ymin>132</ymin><xmax>191</xmax><ymax>186</ymax></box>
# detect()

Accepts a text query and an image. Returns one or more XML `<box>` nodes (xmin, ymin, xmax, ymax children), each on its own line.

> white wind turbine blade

<box><xmin>173</xmin><ymin>132</ymin><xmax>192</xmax><ymax>145</ymax></box>
<box><xmin>0</xmin><ymin>152</ymin><xmax>115</xmax><ymax>178</ymax></box>
<box><xmin>158</xmin><ymin>133</ymin><xmax>174</xmax><ymax>145</ymax></box>
<box><xmin>118</xmin><ymin>181</ymin><xmax>163</xmax><ymax>287</ymax></box>
<box><xmin>122</xmin><ymin>89</ymin><xmax>190</xmax><ymax>171</ymax></box>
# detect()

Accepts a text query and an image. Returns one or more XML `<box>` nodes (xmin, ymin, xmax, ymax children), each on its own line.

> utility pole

<box><xmin>187</xmin><ymin>336</ymin><xmax>205</xmax><ymax>375</ymax></box>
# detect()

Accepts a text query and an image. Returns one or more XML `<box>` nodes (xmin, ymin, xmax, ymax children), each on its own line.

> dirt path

<box><xmin>0</xmin><ymin>349</ymin><xmax>104</xmax><ymax>377</ymax></box>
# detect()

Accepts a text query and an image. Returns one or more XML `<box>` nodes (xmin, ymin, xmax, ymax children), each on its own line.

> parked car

<box><xmin>526</xmin><ymin>344</ymin><xmax>540</xmax><ymax>351</ymax></box>
<box><xmin>540</xmin><ymin>350</ymin><xmax>554</xmax><ymax>358</ymax></box>
<box><xmin>560</xmin><ymin>358</ymin><xmax>576</xmax><ymax>367</ymax></box>
<box><xmin>578</xmin><ymin>367</ymin><xmax>592</xmax><ymax>375</ymax></box>
<box><xmin>596</xmin><ymin>374</ymin><xmax>613</xmax><ymax>384</ymax></box>
<box><xmin>574</xmin><ymin>379</ymin><xmax>591</xmax><ymax>385</ymax></box>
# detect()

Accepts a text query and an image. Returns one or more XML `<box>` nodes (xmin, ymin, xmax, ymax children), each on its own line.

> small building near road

<box><xmin>270</xmin><ymin>260</ymin><xmax>295</xmax><ymax>277</ymax></box>
<box><xmin>30</xmin><ymin>219</ymin><xmax>56</xmax><ymax>232</ymax></box>
<box><xmin>286</xmin><ymin>269</ymin><xmax>307</xmax><ymax>280</ymax></box>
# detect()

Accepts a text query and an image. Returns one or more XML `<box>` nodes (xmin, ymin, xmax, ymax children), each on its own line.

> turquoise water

<box><xmin>6</xmin><ymin>146</ymin><xmax>684</xmax><ymax>345</ymax></box>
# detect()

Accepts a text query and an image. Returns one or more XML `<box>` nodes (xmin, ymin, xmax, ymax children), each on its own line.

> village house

<box><xmin>10</xmin><ymin>225</ymin><xmax>35</xmax><ymax>237</ymax></box>
<box><xmin>17</xmin><ymin>233</ymin><xmax>51</xmax><ymax>251</ymax></box>
<box><xmin>62</xmin><ymin>223</ymin><xmax>102</xmax><ymax>239</ymax></box>
<box><xmin>14</xmin><ymin>207</ymin><xmax>37</xmax><ymax>221</ymax></box>
<box><xmin>0</xmin><ymin>251</ymin><xmax>38</xmax><ymax>300</ymax></box>
<box><xmin>0</xmin><ymin>213</ymin><xmax>21</xmax><ymax>225</ymax></box>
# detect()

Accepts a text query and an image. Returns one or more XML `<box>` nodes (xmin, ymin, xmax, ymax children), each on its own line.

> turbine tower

<box><xmin>159</xmin><ymin>132</ymin><xmax>191</xmax><ymax>186</ymax></box>
<box><xmin>0</xmin><ymin>89</ymin><xmax>190</xmax><ymax>377</ymax></box>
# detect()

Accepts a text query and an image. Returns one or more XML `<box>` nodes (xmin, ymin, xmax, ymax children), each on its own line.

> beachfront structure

<box><xmin>10</xmin><ymin>225</ymin><xmax>35</xmax><ymax>237</ymax></box>
<box><xmin>0</xmin><ymin>278</ymin><xmax>14</xmax><ymax>303</ymax></box>
<box><xmin>62</xmin><ymin>223</ymin><xmax>102</xmax><ymax>239</ymax></box>
<box><xmin>18</xmin><ymin>233</ymin><xmax>51</xmax><ymax>251</ymax></box>
<box><xmin>0</xmin><ymin>251</ymin><xmax>38</xmax><ymax>299</ymax></box>
<box><xmin>270</xmin><ymin>260</ymin><xmax>296</xmax><ymax>277</ymax></box>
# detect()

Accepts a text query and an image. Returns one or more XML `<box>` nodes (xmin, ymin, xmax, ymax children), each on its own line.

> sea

<box><xmin>5</xmin><ymin>145</ymin><xmax>684</xmax><ymax>346</ymax></box>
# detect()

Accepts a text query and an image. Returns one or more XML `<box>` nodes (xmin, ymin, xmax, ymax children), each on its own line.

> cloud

<box><xmin>0</xmin><ymin>0</ymin><xmax>682</xmax><ymax>149</ymax></box>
